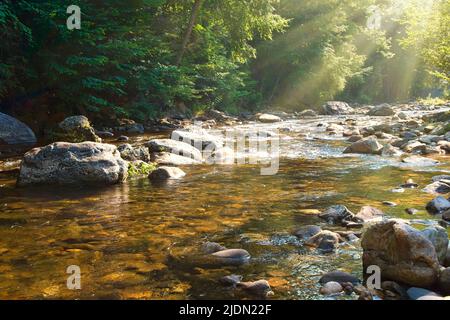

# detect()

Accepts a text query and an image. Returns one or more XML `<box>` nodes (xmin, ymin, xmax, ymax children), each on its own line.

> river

<box><xmin>0</xmin><ymin>111</ymin><xmax>449</xmax><ymax>299</ymax></box>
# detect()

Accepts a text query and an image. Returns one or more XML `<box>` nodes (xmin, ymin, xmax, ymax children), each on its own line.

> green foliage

<box><xmin>0</xmin><ymin>0</ymin><xmax>448</xmax><ymax>122</ymax></box>
<box><xmin>0</xmin><ymin>0</ymin><xmax>287</xmax><ymax>123</ymax></box>
<box><xmin>399</xmin><ymin>0</ymin><xmax>449</xmax><ymax>86</ymax></box>
<box><xmin>254</xmin><ymin>0</ymin><xmax>372</xmax><ymax>109</ymax></box>
<box><xmin>127</xmin><ymin>161</ymin><xmax>157</xmax><ymax>178</ymax></box>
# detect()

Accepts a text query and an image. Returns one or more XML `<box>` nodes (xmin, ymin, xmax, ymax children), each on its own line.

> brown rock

<box><xmin>361</xmin><ymin>220</ymin><xmax>440</xmax><ymax>287</ymax></box>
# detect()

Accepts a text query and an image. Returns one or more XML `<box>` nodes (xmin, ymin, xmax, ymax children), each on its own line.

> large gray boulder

<box><xmin>17</xmin><ymin>142</ymin><xmax>128</xmax><ymax>186</ymax></box>
<box><xmin>321</xmin><ymin>101</ymin><xmax>354</xmax><ymax>115</ymax></box>
<box><xmin>147</xmin><ymin>139</ymin><xmax>202</xmax><ymax>161</ymax></box>
<box><xmin>0</xmin><ymin>112</ymin><xmax>36</xmax><ymax>145</ymax></box>
<box><xmin>57</xmin><ymin>116</ymin><xmax>101</xmax><ymax>143</ymax></box>
<box><xmin>361</xmin><ymin>220</ymin><xmax>440</xmax><ymax>287</ymax></box>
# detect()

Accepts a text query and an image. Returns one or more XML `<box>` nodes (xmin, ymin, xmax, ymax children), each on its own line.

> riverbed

<box><xmin>0</xmin><ymin>112</ymin><xmax>449</xmax><ymax>299</ymax></box>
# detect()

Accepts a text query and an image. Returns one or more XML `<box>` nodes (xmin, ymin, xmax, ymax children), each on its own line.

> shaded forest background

<box><xmin>0</xmin><ymin>0</ymin><xmax>448</xmax><ymax>130</ymax></box>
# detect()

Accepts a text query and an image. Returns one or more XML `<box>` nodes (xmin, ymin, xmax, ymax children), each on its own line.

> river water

<box><xmin>0</xmin><ymin>113</ymin><xmax>449</xmax><ymax>299</ymax></box>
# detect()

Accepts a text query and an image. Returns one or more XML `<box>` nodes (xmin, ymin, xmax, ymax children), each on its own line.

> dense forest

<box><xmin>0</xmin><ymin>0</ymin><xmax>449</xmax><ymax>127</ymax></box>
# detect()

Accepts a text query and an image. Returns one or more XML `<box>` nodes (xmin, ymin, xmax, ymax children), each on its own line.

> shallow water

<box><xmin>0</xmin><ymin>115</ymin><xmax>449</xmax><ymax>300</ymax></box>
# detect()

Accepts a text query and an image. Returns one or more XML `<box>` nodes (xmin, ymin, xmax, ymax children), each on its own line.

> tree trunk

<box><xmin>176</xmin><ymin>0</ymin><xmax>203</xmax><ymax>65</ymax></box>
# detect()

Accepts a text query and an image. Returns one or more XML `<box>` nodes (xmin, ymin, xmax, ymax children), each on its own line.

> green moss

<box><xmin>127</xmin><ymin>161</ymin><xmax>157</xmax><ymax>178</ymax></box>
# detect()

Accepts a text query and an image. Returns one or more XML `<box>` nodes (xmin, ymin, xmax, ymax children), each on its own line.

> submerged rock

<box><xmin>117</xmin><ymin>135</ymin><xmax>129</xmax><ymax>142</ymax></box>
<box><xmin>361</xmin><ymin>220</ymin><xmax>440</xmax><ymax>287</ymax></box>
<box><xmin>211</xmin><ymin>249</ymin><xmax>251</xmax><ymax>265</ymax></box>
<box><xmin>320</xmin><ymin>281</ymin><xmax>343</xmax><ymax>295</ymax></box>
<box><xmin>201</xmin><ymin>242</ymin><xmax>227</xmax><ymax>254</ymax></box>
<box><xmin>0</xmin><ymin>112</ymin><xmax>36</xmax><ymax>145</ymax></box>
<box><xmin>237</xmin><ymin>280</ymin><xmax>273</xmax><ymax>298</ymax></box>
<box><xmin>319</xmin><ymin>271</ymin><xmax>360</xmax><ymax>285</ymax></box>
<box><xmin>305</xmin><ymin>230</ymin><xmax>342</xmax><ymax>252</ymax></box>
<box><xmin>220</xmin><ymin>274</ymin><xmax>243</xmax><ymax>286</ymax></box>
<box><xmin>293</xmin><ymin>225</ymin><xmax>322</xmax><ymax>240</ymax></box>
<box><xmin>149</xmin><ymin>166</ymin><xmax>186</xmax><ymax>180</ymax></box>
<box><xmin>343</xmin><ymin>137</ymin><xmax>383</xmax><ymax>155</ymax></box>
<box><xmin>17</xmin><ymin>142</ymin><xmax>128</xmax><ymax>186</ymax></box>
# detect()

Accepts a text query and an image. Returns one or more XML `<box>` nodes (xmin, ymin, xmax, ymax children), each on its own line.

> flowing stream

<box><xmin>0</xmin><ymin>113</ymin><xmax>449</xmax><ymax>299</ymax></box>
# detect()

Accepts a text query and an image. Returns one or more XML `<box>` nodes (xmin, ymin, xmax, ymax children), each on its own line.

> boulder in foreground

<box><xmin>17</xmin><ymin>142</ymin><xmax>128</xmax><ymax>186</ymax></box>
<box><xmin>361</xmin><ymin>220</ymin><xmax>440</xmax><ymax>287</ymax></box>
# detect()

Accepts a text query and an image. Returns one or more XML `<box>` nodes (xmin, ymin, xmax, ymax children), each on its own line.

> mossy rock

<box><xmin>51</xmin><ymin>116</ymin><xmax>102</xmax><ymax>143</ymax></box>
